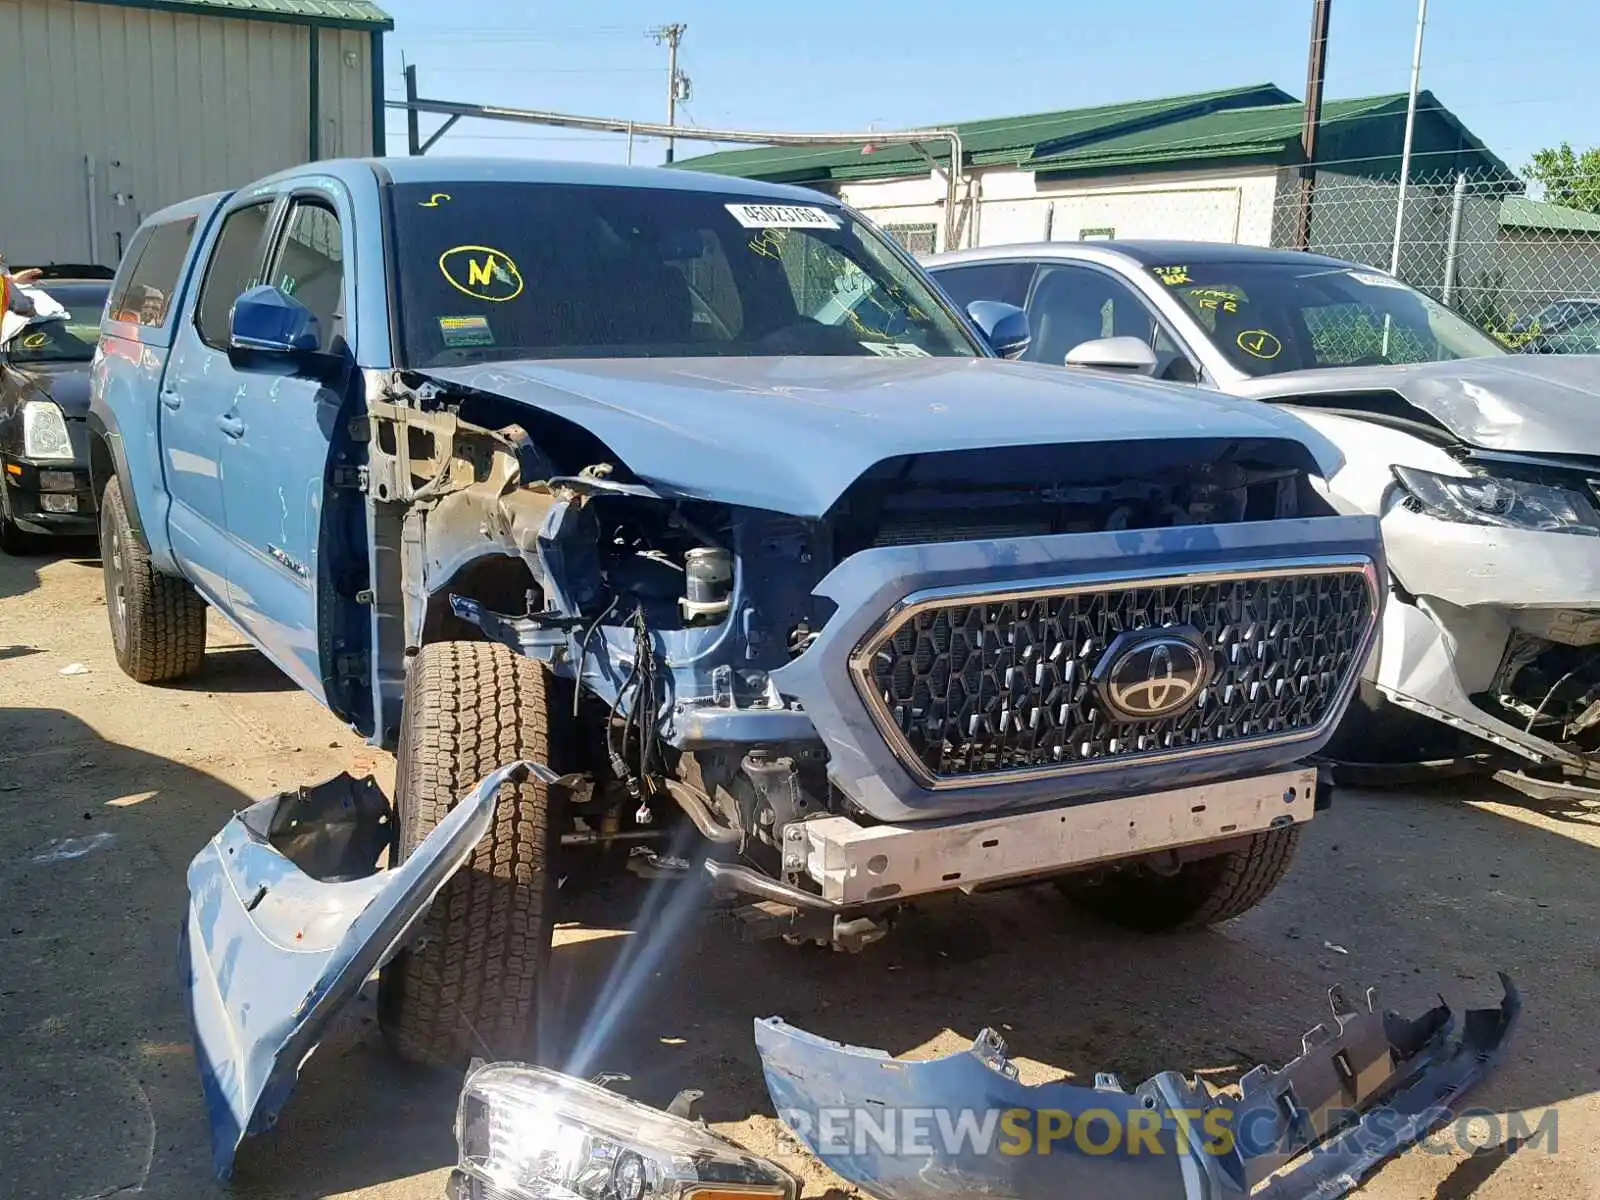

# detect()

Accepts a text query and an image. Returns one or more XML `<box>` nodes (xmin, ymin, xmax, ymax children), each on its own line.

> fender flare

<box><xmin>84</xmin><ymin>405</ymin><xmax>145</xmax><ymax>547</ymax></box>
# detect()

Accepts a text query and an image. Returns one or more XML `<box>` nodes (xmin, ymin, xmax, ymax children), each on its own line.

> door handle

<box><xmin>160</xmin><ymin>388</ymin><xmax>182</xmax><ymax>411</ymax></box>
<box><xmin>216</xmin><ymin>413</ymin><xmax>246</xmax><ymax>439</ymax></box>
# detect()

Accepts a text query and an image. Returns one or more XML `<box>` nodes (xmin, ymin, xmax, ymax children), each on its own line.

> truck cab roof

<box><xmin>237</xmin><ymin>155</ymin><xmax>845</xmax><ymax>207</ymax></box>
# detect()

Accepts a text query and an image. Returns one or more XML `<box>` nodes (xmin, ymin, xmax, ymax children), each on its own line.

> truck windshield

<box><xmin>389</xmin><ymin>182</ymin><xmax>979</xmax><ymax>367</ymax></box>
<box><xmin>4</xmin><ymin>282</ymin><xmax>108</xmax><ymax>364</ymax></box>
<box><xmin>1148</xmin><ymin>260</ymin><xmax>1504</xmax><ymax>377</ymax></box>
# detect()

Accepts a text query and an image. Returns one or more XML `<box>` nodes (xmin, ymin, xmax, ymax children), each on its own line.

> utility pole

<box><xmin>649</xmin><ymin>23</ymin><xmax>688</xmax><ymax>163</ymax></box>
<box><xmin>404</xmin><ymin>63</ymin><xmax>421</xmax><ymax>156</ymax></box>
<box><xmin>1390</xmin><ymin>0</ymin><xmax>1429</xmax><ymax>276</ymax></box>
<box><xmin>1295</xmin><ymin>0</ymin><xmax>1332</xmax><ymax>250</ymax></box>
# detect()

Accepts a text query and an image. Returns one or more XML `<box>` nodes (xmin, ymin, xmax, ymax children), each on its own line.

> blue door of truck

<box><xmin>160</xmin><ymin>197</ymin><xmax>277</xmax><ymax>605</ymax></box>
<box><xmin>217</xmin><ymin>191</ymin><xmax>351</xmax><ymax>705</ymax></box>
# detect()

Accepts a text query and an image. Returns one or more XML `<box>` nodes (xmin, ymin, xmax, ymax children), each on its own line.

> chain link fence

<box><xmin>851</xmin><ymin>161</ymin><xmax>1600</xmax><ymax>351</ymax></box>
<box><xmin>1271</xmin><ymin>165</ymin><xmax>1600</xmax><ymax>349</ymax></box>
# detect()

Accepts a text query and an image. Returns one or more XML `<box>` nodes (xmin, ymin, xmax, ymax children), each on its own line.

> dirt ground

<box><xmin>2</xmin><ymin>543</ymin><xmax>1597</xmax><ymax>1200</ymax></box>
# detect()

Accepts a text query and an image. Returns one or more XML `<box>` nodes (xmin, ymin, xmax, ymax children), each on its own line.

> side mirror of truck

<box><xmin>1063</xmin><ymin>336</ymin><xmax>1159</xmax><ymax>375</ymax></box>
<box><xmin>965</xmin><ymin>300</ymin><xmax>1031</xmax><ymax>360</ymax></box>
<box><xmin>228</xmin><ymin>285</ymin><xmax>342</xmax><ymax>381</ymax></box>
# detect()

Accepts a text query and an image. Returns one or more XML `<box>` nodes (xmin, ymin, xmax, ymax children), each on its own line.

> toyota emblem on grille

<box><xmin>1094</xmin><ymin>628</ymin><xmax>1211</xmax><ymax>720</ymax></box>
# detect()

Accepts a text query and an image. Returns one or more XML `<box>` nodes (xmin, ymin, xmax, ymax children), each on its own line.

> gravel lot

<box><xmin>2</xmin><ymin>543</ymin><xmax>1597</xmax><ymax>1200</ymax></box>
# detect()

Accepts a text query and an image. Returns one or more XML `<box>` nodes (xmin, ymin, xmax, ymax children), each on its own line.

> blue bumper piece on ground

<box><xmin>755</xmin><ymin>975</ymin><xmax>1518</xmax><ymax>1200</ymax></box>
<box><xmin>182</xmin><ymin>761</ymin><xmax>548</xmax><ymax>1179</ymax></box>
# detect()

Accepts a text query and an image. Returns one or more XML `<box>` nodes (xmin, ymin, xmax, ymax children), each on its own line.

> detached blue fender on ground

<box><xmin>182</xmin><ymin>760</ymin><xmax>554</xmax><ymax>1179</ymax></box>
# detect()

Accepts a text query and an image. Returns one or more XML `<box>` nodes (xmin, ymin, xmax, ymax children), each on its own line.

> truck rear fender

<box><xmin>87</xmin><ymin>359</ymin><xmax>181</xmax><ymax>571</ymax></box>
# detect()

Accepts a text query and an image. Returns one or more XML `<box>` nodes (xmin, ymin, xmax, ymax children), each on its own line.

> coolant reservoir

<box><xmin>680</xmin><ymin>547</ymin><xmax>732</xmax><ymax>624</ymax></box>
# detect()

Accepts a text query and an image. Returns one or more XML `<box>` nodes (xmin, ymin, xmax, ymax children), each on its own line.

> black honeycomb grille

<box><xmin>859</xmin><ymin>569</ymin><xmax>1374</xmax><ymax>781</ymax></box>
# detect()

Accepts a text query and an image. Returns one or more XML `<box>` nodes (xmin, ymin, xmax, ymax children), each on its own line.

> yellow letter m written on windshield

<box><xmin>439</xmin><ymin>244</ymin><xmax>525</xmax><ymax>302</ymax></box>
<box><xmin>467</xmin><ymin>255</ymin><xmax>497</xmax><ymax>289</ymax></box>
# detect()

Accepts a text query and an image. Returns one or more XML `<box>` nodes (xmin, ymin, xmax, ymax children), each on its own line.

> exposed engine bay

<box><xmin>358</xmin><ymin>370</ymin><xmax>1360</xmax><ymax>942</ymax></box>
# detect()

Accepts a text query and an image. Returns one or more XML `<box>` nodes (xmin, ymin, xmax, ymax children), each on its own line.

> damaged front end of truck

<box><xmin>325</xmin><ymin>359</ymin><xmax>1392</xmax><ymax>954</ymax></box>
<box><xmin>189</xmin><ymin>352</ymin><xmax>1395</xmax><ymax>1173</ymax></box>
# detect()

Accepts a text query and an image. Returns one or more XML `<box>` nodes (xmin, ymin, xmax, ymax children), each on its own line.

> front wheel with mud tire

<box><xmin>378</xmin><ymin>640</ymin><xmax>568</xmax><ymax>1067</ymax></box>
<box><xmin>99</xmin><ymin>476</ymin><xmax>207</xmax><ymax>683</ymax></box>
<box><xmin>1057</xmin><ymin>825</ymin><xmax>1301</xmax><ymax>932</ymax></box>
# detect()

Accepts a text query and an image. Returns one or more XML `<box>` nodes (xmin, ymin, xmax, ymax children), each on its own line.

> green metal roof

<box><xmin>93</xmin><ymin>0</ymin><xmax>393</xmax><ymax>30</ymax></box>
<box><xmin>1499</xmin><ymin>195</ymin><xmax>1600</xmax><ymax>235</ymax></box>
<box><xmin>678</xmin><ymin>85</ymin><xmax>1513</xmax><ymax>184</ymax></box>
<box><xmin>1026</xmin><ymin>94</ymin><xmax>1402</xmax><ymax>172</ymax></box>
<box><xmin>676</xmin><ymin>84</ymin><xmax>1294</xmax><ymax>183</ymax></box>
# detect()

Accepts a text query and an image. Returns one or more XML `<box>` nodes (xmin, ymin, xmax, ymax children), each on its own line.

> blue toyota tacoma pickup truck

<box><xmin>89</xmin><ymin>159</ymin><xmax>1391</xmax><ymax>1122</ymax></box>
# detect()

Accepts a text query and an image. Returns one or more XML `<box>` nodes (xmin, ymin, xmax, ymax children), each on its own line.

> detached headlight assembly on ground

<box><xmin>1392</xmin><ymin>464</ymin><xmax>1600</xmax><ymax>535</ymax></box>
<box><xmin>450</xmin><ymin>1062</ymin><xmax>798</xmax><ymax>1200</ymax></box>
<box><xmin>21</xmin><ymin>400</ymin><xmax>74</xmax><ymax>461</ymax></box>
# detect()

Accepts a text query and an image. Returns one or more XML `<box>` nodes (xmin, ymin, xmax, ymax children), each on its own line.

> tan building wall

<box><xmin>0</xmin><ymin>0</ymin><xmax>378</xmax><ymax>267</ymax></box>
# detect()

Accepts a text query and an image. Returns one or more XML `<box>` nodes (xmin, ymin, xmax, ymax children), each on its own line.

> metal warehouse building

<box><xmin>0</xmin><ymin>0</ymin><xmax>392</xmax><ymax>268</ymax></box>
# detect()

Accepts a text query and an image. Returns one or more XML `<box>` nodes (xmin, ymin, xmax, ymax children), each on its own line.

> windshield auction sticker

<box><xmin>1236</xmin><ymin>329</ymin><xmax>1283</xmax><ymax>360</ymax></box>
<box><xmin>725</xmin><ymin>203</ymin><xmax>842</xmax><ymax>230</ymax></box>
<box><xmin>438</xmin><ymin>315</ymin><xmax>494</xmax><ymax>348</ymax></box>
<box><xmin>439</xmin><ymin>245</ymin><xmax>524</xmax><ymax>302</ymax></box>
<box><xmin>861</xmin><ymin>342</ymin><xmax>931</xmax><ymax>358</ymax></box>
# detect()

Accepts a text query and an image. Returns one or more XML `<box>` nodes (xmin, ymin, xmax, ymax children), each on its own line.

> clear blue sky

<box><xmin>378</xmin><ymin>0</ymin><xmax>1597</xmax><ymax>179</ymax></box>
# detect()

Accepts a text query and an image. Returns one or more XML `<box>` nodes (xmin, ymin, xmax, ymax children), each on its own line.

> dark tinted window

<box><xmin>267</xmin><ymin>201</ymin><xmax>344</xmax><ymax>349</ymax></box>
<box><xmin>195</xmin><ymin>202</ymin><xmax>273</xmax><ymax>348</ymax></box>
<box><xmin>389</xmin><ymin>182</ymin><xmax>979</xmax><ymax>367</ymax></box>
<box><xmin>4</xmin><ymin>283</ymin><xmax>110</xmax><ymax>363</ymax></box>
<box><xmin>110</xmin><ymin>217</ymin><xmax>198</xmax><ymax>328</ymax></box>
<box><xmin>931</xmin><ymin>261</ymin><xmax>1036</xmax><ymax>310</ymax></box>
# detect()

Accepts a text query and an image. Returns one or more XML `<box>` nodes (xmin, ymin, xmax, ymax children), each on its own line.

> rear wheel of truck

<box><xmin>99</xmin><ymin>476</ymin><xmax>207</xmax><ymax>683</ymax></box>
<box><xmin>1058</xmin><ymin>825</ymin><xmax>1301</xmax><ymax>932</ymax></box>
<box><xmin>378</xmin><ymin>640</ymin><xmax>567</xmax><ymax>1067</ymax></box>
